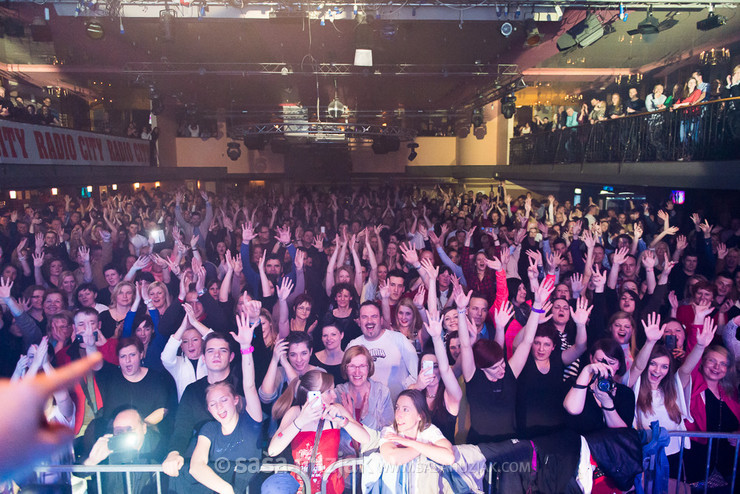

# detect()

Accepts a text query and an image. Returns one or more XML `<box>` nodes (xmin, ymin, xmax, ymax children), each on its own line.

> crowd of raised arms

<box><xmin>1</xmin><ymin>183</ymin><xmax>740</xmax><ymax>494</ymax></box>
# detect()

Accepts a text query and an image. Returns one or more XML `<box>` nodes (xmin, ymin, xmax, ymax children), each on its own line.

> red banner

<box><xmin>0</xmin><ymin>120</ymin><xmax>150</xmax><ymax>166</ymax></box>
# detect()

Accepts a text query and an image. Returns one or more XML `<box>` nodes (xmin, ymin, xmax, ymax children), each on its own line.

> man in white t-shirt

<box><xmin>347</xmin><ymin>302</ymin><xmax>418</xmax><ymax>400</ymax></box>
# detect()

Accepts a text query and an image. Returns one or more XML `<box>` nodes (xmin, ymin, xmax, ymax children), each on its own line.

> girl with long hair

<box><xmin>268</xmin><ymin>370</ymin><xmax>368</xmax><ymax>494</ymax></box>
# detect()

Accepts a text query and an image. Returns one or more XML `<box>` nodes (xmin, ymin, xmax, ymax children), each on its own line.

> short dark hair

<box><xmin>359</xmin><ymin>300</ymin><xmax>381</xmax><ymax>314</ymax></box>
<box><xmin>285</xmin><ymin>330</ymin><xmax>313</xmax><ymax>352</ymax></box>
<box><xmin>472</xmin><ymin>339</ymin><xmax>504</xmax><ymax>369</ymax></box>
<box><xmin>76</xmin><ymin>282</ymin><xmax>99</xmax><ymax>297</ymax></box>
<box><xmin>117</xmin><ymin>336</ymin><xmax>145</xmax><ymax>355</ymax></box>
<box><xmin>103</xmin><ymin>263</ymin><xmax>121</xmax><ymax>275</ymax></box>
<box><xmin>387</xmin><ymin>269</ymin><xmax>406</xmax><ymax>283</ymax></box>
<box><xmin>590</xmin><ymin>338</ymin><xmax>627</xmax><ymax>377</ymax></box>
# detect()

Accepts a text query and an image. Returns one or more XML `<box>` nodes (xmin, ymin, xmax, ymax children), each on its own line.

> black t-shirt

<box><xmin>309</xmin><ymin>354</ymin><xmax>346</xmax><ymax>385</ymax></box>
<box><xmin>516</xmin><ymin>354</ymin><xmax>566</xmax><ymax>438</ymax></box>
<box><xmin>170</xmin><ymin>373</ymin><xmax>242</xmax><ymax>457</ymax></box>
<box><xmin>315</xmin><ymin>310</ymin><xmax>361</xmax><ymax>351</ymax></box>
<box><xmin>97</xmin><ymin>365</ymin><xmax>177</xmax><ymax>426</ymax></box>
<box><xmin>566</xmin><ymin>382</ymin><xmax>635</xmax><ymax>435</ymax></box>
<box><xmin>466</xmin><ymin>365</ymin><xmax>517</xmax><ymax>444</ymax></box>
<box><xmin>199</xmin><ymin>412</ymin><xmax>263</xmax><ymax>492</ymax></box>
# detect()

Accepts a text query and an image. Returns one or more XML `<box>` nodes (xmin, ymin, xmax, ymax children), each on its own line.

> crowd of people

<box><xmin>1</xmin><ymin>182</ymin><xmax>739</xmax><ymax>493</ymax></box>
<box><xmin>517</xmin><ymin>65</ymin><xmax>740</xmax><ymax>136</ymax></box>
<box><xmin>0</xmin><ymin>86</ymin><xmax>61</xmax><ymax>126</ymax></box>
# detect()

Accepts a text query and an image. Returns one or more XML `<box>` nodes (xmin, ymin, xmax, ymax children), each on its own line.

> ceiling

<box><xmin>1</xmin><ymin>1</ymin><xmax>739</xmax><ymax>121</ymax></box>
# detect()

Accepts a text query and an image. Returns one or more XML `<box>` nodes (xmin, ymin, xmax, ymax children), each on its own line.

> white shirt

<box><xmin>161</xmin><ymin>335</ymin><xmax>209</xmax><ymax>400</ymax></box>
<box><xmin>630</xmin><ymin>372</ymin><xmax>693</xmax><ymax>455</ymax></box>
<box><xmin>348</xmin><ymin>330</ymin><xmax>418</xmax><ymax>401</ymax></box>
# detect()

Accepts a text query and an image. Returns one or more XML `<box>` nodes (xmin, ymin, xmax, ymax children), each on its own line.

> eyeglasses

<box><xmin>347</xmin><ymin>364</ymin><xmax>368</xmax><ymax>372</ymax></box>
<box><xmin>706</xmin><ymin>358</ymin><xmax>729</xmax><ymax>368</ymax></box>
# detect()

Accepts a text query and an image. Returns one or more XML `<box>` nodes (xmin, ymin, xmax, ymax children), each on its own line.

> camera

<box><xmin>596</xmin><ymin>376</ymin><xmax>615</xmax><ymax>394</ymax></box>
<box><xmin>108</xmin><ymin>432</ymin><xmax>138</xmax><ymax>453</ymax></box>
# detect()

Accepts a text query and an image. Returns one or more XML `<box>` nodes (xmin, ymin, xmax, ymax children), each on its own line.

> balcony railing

<box><xmin>509</xmin><ymin>97</ymin><xmax>740</xmax><ymax>166</ymax></box>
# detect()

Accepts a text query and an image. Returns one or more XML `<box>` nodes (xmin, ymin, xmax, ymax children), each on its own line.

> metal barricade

<box><xmin>34</xmin><ymin>462</ymin><xmax>311</xmax><ymax>494</ymax></box>
<box><xmin>641</xmin><ymin>431</ymin><xmax>740</xmax><ymax>494</ymax></box>
<box><xmin>321</xmin><ymin>457</ymin><xmax>362</xmax><ymax>494</ymax></box>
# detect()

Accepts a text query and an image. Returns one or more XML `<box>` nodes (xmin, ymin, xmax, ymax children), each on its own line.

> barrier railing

<box><xmin>642</xmin><ymin>431</ymin><xmax>740</xmax><ymax>494</ymax></box>
<box><xmin>510</xmin><ymin>96</ymin><xmax>740</xmax><ymax>165</ymax></box>
<box><xmin>34</xmin><ymin>462</ymin><xmax>311</xmax><ymax>494</ymax></box>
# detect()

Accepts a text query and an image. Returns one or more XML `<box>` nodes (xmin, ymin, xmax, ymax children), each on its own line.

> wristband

<box><xmin>197</xmin><ymin>289</ymin><xmax>205</xmax><ymax>296</ymax></box>
<box><xmin>293</xmin><ymin>419</ymin><xmax>301</xmax><ymax>431</ymax></box>
<box><xmin>413</xmin><ymin>263</ymin><xmax>422</xmax><ymax>270</ymax></box>
<box><xmin>571</xmin><ymin>382</ymin><xmax>589</xmax><ymax>389</ymax></box>
<box><xmin>240</xmin><ymin>346</ymin><xmax>255</xmax><ymax>354</ymax></box>
<box><xmin>457</xmin><ymin>308</ymin><xmax>467</xmax><ymax>314</ymax></box>
<box><xmin>531</xmin><ymin>307</ymin><xmax>545</xmax><ymax>314</ymax></box>
<box><xmin>601</xmin><ymin>405</ymin><xmax>616</xmax><ymax>411</ymax></box>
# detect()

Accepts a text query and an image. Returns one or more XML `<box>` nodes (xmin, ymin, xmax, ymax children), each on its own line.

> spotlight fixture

<box><xmin>472</xmin><ymin>109</ymin><xmax>484</xmax><ymax>128</ymax></box>
<box><xmin>619</xmin><ymin>3</ymin><xmax>628</xmax><ymax>21</ymax></box>
<box><xmin>697</xmin><ymin>12</ymin><xmax>726</xmax><ymax>31</ymax></box>
<box><xmin>457</xmin><ymin>124</ymin><xmax>470</xmax><ymax>139</ymax></box>
<box><xmin>500</xmin><ymin>22</ymin><xmax>513</xmax><ymax>37</ymax></box>
<box><xmin>474</xmin><ymin>125</ymin><xmax>487</xmax><ymax>140</ymax></box>
<box><xmin>524</xmin><ymin>18</ymin><xmax>541</xmax><ymax>46</ymax></box>
<box><xmin>227</xmin><ymin>142</ymin><xmax>241</xmax><ymax>161</ymax></box>
<box><xmin>627</xmin><ymin>7</ymin><xmax>659</xmax><ymax>36</ymax></box>
<box><xmin>501</xmin><ymin>94</ymin><xmax>516</xmax><ymax>119</ymax></box>
<box><xmin>557</xmin><ymin>13</ymin><xmax>604</xmax><ymax>51</ymax></box>
<box><xmin>407</xmin><ymin>142</ymin><xmax>419</xmax><ymax>161</ymax></box>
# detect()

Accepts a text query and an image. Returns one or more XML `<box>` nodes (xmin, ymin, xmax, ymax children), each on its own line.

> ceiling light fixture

<box><xmin>627</xmin><ymin>7</ymin><xmax>659</xmax><ymax>36</ymax></box>
<box><xmin>500</xmin><ymin>22</ymin><xmax>513</xmax><ymax>37</ymax></box>
<box><xmin>407</xmin><ymin>142</ymin><xmax>419</xmax><ymax>161</ymax></box>
<box><xmin>697</xmin><ymin>11</ymin><xmax>726</xmax><ymax>31</ymax></box>
<box><xmin>557</xmin><ymin>13</ymin><xmax>604</xmax><ymax>51</ymax></box>
<box><xmin>227</xmin><ymin>142</ymin><xmax>241</xmax><ymax>161</ymax></box>
<box><xmin>501</xmin><ymin>94</ymin><xmax>516</xmax><ymax>119</ymax></box>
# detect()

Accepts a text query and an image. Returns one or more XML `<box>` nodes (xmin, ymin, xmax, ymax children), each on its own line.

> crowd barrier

<box><xmin>510</xmin><ymin>97</ymin><xmax>740</xmax><ymax>165</ymax></box>
<box><xmin>32</xmin><ymin>431</ymin><xmax>740</xmax><ymax>494</ymax></box>
<box><xmin>33</xmin><ymin>462</ymin><xmax>310</xmax><ymax>494</ymax></box>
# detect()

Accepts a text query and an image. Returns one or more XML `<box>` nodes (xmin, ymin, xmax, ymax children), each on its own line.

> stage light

<box><xmin>243</xmin><ymin>135</ymin><xmax>266</xmax><ymax>151</ymax></box>
<box><xmin>407</xmin><ymin>142</ymin><xmax>419</xmax><ymax>161</ymax></box>
<box><xmin>354</xmin><ymin>13</ymin><xmax>373</xmax><ymax>67</ymax></box>
<box><xmin>557</xmin><ymin>13</ymin><xmax>604</xmax><ymax>51</ymax></box>
<box><xmin>500</xmin><ymin>22</ymin><xmax>513</xmax><ymax>37</ymax></box>
<box><xmin>472</xmin><ymin>109</ymin><xmax>484</xmax><ymax>128</ymax></box>
<box><xmin>697</xmin><ymin>12</ymin><xmax>726</xmax><ymax>31</ymax></box>
<box><xmin>227</xmin><ymin>142</ymin><xmax>241</xmax><ymax>161</ymax></box>
<box><xmin>111</xmin><ymin>184</ymin><xmax>118</xmax><ymax>191</ymax></box>
<box><xmin>627</xmin><ymin>7</ymin><xmax>659</xmax><ymax>36</ymax></box>
<box><xmin>474</xmin><ymin>125</ymin><xmax>487</xmax><ymax>139</ymax></box>
<box><xmin>501</xmin><ymin>94</ymin><xmax>516</xmax><ymax>119</ymax></box>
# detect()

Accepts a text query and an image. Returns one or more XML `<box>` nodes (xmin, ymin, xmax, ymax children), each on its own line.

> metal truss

<box><xmin>123</xmin><ymin>62</ymin><xmax>518</xmax><ymax>78</ymax></box>
<box><xmin>229</xmin><ymin>122</ymin><xmax>417</xmax><ymax>141</ymax></box>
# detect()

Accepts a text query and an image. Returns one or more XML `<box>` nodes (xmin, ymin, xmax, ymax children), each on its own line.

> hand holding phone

<box><xmin>307</xmin><ymin>390</ymin><xmax>322</xmax><ymax>409</ymax></box>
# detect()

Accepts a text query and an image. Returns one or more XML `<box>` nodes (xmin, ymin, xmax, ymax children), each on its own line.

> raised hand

<box><xmin>494</xmin><ymin>301</ymin><xmax>514</xmax><ymax>329</ymax></box>
<box><xmin>675</xmin><ymin>235</ymin><xmax>688</xmax><ymax>252</ymax></box>
<box><xmin>570</xmin><ymin>273</ymin><xmax>584</xmax><ymax>295</ymax></box>
<box><xmin>274</xmin><ymin>226</ymin><xmax>291</xmax><ymax>245</ymax></box>
<box><xmin>399</xmin><ymin>243</ymin><xmax>419</xmax><ymax>266</ymax></box>
<box><xmin>612</xmin><ymin>247</ymin><xmax>629</xmax><ymax>265</ymax></box>
<box><xmin>642</xmin><ymin>313</ymin><xmax>663</xmax><ymax>342</ymax></box>
<box><xmin>698</xmin><ymin>220</ymin><xmax>713</xmax><ymax>239</ymax></box>
<box><xmin>453</xmin><ymin>286</ymin><xmax>472</xmax><ymax>309</ymax></box>
<box><xmin>696</xmin><ymin>317</ymin><xmax>717</xmax><ymax>347</ymax></box>
<box><xmin>534</xmin><ymin>277</ymin><xmax>555</xmax><ymax>305</ymax></box>
<box><xmin>231</xmin><ymin>313</ymin><xmax>258</xmax><ymax>347</ymax></box>
<box><xmin>420</xmin><ymin>258</ymin><xmax>438</xmax><ymax>281</ymax></box>
<box><xmin>276</xmin><ymin>277</ymin><xmax>295</xmax><ymax>301</ymax></box>
<box><xmin>241</xmin><ymin>222</ymin><xmax>256</xmax><ymax>243</ymax></box>
<box><xmin>668</xmin><ymin>291</ymin><xmax>679</xmax><ymax>311</ymax></box>
<box><xmin>413</xmin><ymin>285</ymin><xmax>426</xmax><ymax>307</ymax></box>
<box><xmin>717</xmin><ymin>243</ymin><xmax>728</xmax><ymax>260</ymax></box>
<box><xmin>424</xmin><ymin>309</ymin><xmax>443</xmax><ymax>339</ymax></box>
<box><xmin>294</xmin><ymin>249</ymin><xmax>305</xmax><ymax>271</ymax></box>
<box><xmin>484</xmin><ymin>256</ymin><xmax>502</xmax><ymax>272</ymax></box>
<box><xmin>642</xmin><ymin>250</ymin><xmax>657</xmax><ymax>270</ymax></box>
<box><xmin>633</xmin><ymin>223</ymin><xmax>643</xmax><ymax>240</ymax></box>
<box><xmin>570</xmin><ymin>297</ymin><xmax>593</xmax><ymax>325</ymax></box>
<box><xmin>0</xmin><ymin>277</ymin><xmax>13</xmax><ymax>299</ymax></box>
<box><xmin>657</xmin><ymin>209</ymin><xmax>669</xmax><ymax>223</ymax></box>
<box><xmin>378</xmin><ymin>279</ymin><xmax>390</xmax><ymax>300</ymax></box>
<box><xmin>32</xmin><ymin>252</ymin><xmax>44</xmax><ymax>268</ymax></box>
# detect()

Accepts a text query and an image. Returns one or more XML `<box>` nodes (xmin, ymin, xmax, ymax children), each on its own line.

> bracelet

<box><xmin>240</xmin><ymin>346</ymin><xmax>254</xmax><ymax>354</ymax></box>
<box><xmin>197</xmin><ymin>289</ymin><xmax>205</xmax><ymax>296</ymax></box>
<box><xmin>571</xmin><ymin>382</ymin><xmax>589</xmax><ymax>389</ymax></box>
<box><xmin>601</xmin><ymin>405</ymin><xmax>616</xmax><ymax>411</ymax></box>
<box><xmin>531</xmin><ymin>307</ymin><xmax>545</xmax><ymax>314</ymax></box>
<box><xmin>292</xmin><ymin>419</ymin><xmax>301</xmax><ymax>431</ymax></box>
<box><xmin>457</xmin><ymin>308</ymin><xmax>467</xmax><ymax>314</ymax></box>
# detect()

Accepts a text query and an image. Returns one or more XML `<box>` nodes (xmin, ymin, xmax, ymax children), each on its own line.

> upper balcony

<box><xmin>506</xmin><ymin>97</ymin><xmax>740</xmax><ymax>190</ymax></box>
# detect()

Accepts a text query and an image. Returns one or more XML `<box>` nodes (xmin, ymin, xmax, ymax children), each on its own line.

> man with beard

<box><xmin>347</xmin><ymin>301</ymin><xmax>417</xmax><ymax>400</ymax></box>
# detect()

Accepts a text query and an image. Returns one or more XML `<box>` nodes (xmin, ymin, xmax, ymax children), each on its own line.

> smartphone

<box><xmin>108</xmin><ymin>432</ymin><xmax>137</xmax><ymax>452</ymax></box>
<box><xmin>423</xmin><ymin>360</ymin><xmax>434</xmax><ymax>375</ymax></box>
<box><xmin>307</xmin><ymin>390</ymin><xmax>322</xmax><ymax>408</ymax></box>
<box><xmin>149</xmin><ymin>229</ymin><xmax>165</xmax><ymax>244</ymax></box>
<box><xmin>320</xmin><ymin>226</ymin><xmax>326</xmax><ymax>233</ymax></box>
<box><xmin>75</xmin><ymin>331</ymin><xmax>98</xmax><ymax>344</ymax></box>
<box><xmin>665</xmin><ymin>335</ymin><xmax>677</xmax><ymax>351</ymax></box>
